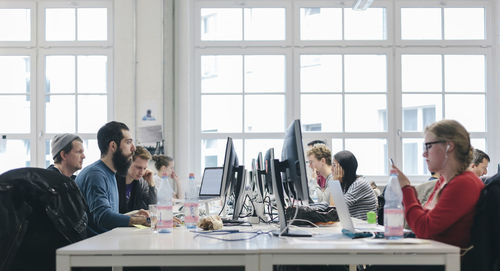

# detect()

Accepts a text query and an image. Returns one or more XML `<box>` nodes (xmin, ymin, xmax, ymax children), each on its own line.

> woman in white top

<box><xmin>332</xmin><ymin>150</ymin><xmax>377</xmax><ymax>220</ymax></box>
<box><xmin>152</xmin><ymin>155</ymin><xmax>182</xmax><ymax>199</ymax></box>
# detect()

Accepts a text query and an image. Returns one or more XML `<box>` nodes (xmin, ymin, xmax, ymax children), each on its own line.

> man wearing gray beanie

<box><xmin>47</xmin><ymin>133</ymin><xmax>85</xmax><ymax>180</ymax></box>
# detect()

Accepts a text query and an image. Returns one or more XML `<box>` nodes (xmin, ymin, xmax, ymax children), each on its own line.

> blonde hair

<box><xmin>425</xmin><ymin>119</ymin><xmax>473</xmax><ymax>175</ymax></box>
<box><xmin>306</xmin><ymin>144</ymin><xmax>332</xmax><ymax>166</ymax></box>
<box><xmin>133</xmin><ymin>146</ymin><xmax>152</xmax><ymax>161</ymax></box>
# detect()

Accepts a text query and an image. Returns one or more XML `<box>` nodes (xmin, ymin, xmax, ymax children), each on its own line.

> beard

<box><xmin>113</xmin><ymin>148</ymin><xmax>132</xmax><ymax>176</ymax></box>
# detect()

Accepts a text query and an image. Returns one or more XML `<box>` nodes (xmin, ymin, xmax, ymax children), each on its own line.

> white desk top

<box><xmin>57</xmin><ymin>223</ymin><xmax>459</xmax><ymax>256</ymax></box>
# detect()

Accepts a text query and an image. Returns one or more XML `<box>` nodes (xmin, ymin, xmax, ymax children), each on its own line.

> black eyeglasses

<box><xmin>423</xmin><ymin>140</ymin><xmax>446</xmax><ymax>152</ymax></box>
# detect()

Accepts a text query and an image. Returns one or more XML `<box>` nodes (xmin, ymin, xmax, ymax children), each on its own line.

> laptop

<box><xmin>198</xmin><ymin>167</ymin><xmax>224</xmax><ymax>200</ymax></box>
<box><xmin>328</xmin><ymin>180</ymin><xmax>382</xmax><ymax>237</ymax></box>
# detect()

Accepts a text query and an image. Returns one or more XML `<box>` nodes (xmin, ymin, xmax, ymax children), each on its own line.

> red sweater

<box><xmin>402</xmin><ymin>171</ymin><xmax>484</xmax><ymax>248</ymax></box>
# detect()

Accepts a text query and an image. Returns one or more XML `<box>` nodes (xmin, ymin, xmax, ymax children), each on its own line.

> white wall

<box><xmin>114</xmin><ymin>0</ymin><xmax>175</xmax><ymax>159</ymax></box>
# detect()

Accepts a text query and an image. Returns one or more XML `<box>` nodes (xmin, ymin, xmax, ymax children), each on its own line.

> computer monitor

<box><xmin>281</xmin><ymin>119</ymin><xmax>309</xmax><ymax>201</ymax></box>
<box><xmin>265</xmin><ymin>147</ymin><xmax>311</xmax><ymax>237</ymax></box>
<box><xmin>251</xmin><ymin>155</ymin><xmax>266</xmax><ymax>198</ymax></box>
<box><xmin>220</xmin><ymin>137</ymin><xmax>245</xmax><ymax>219</ymax></box>
<box><xmin>256</xmin><ymin>152</ymin><xmax>266</xmax><ymax>197</ymax></box>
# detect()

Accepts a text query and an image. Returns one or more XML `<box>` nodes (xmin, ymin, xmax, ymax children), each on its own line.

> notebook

<box><xmin>328</xmin><ymin>180</ymin><xmax>382</xmax><ymax>236</ymax></box>
<box><xmin>198</xmin><ymin>167</ymin><xmax>224</xmax><ymax>200</ymax></box>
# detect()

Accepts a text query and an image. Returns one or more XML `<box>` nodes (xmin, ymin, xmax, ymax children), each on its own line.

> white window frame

<box><xmin>184</xmin><ymin>0</ymin><xmax>497</xmax><ymax>184</ymax></box>
<box><xmin>38</xmin><ymin>1</ymin><xmax>113</xmax><ymax>48</ymax></box>
<box><xmin>0</xmin><ymin>0</ymin><xmax>113</xmax><ymax>170</ymax></box>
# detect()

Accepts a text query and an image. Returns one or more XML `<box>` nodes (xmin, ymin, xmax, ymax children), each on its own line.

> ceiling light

<box><xmin>353</xmin><ymin>0</ymin><xmax>374</xmax><ymax>10</ymax></box>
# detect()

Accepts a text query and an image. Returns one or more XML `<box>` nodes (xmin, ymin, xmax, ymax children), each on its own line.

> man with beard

<box><xmin>76</xmin><ymin>121</ymin><xmax>149</xmax><ymax>235</ymax></box>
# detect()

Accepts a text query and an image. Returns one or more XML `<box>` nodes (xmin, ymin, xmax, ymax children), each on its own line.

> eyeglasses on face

<box><xmin>423</xmin><ymin>140</ymin><xmax>446</xmax><ymax>152</ymax></box>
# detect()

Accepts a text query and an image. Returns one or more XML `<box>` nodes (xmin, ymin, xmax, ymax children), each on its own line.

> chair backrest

<box><xmin>0</xmin><ymin>167</ymin><xmax>88</xmax><ymax>271</ymax></box>
<box><xmin>462</xmin><ymin>173</ymin><xmax>500</xmax><ymax>271</ymax></box>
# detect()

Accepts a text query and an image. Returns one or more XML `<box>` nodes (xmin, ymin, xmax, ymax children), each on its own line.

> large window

<box><xmin>0</xmin><ymin>1</ymin><xmax>112</xmax><ymax>173</ymax></box>
<box><xmin>190</xmin><ymin>0</ymin><xmax>493</xmax><ymax>182</ymax></box>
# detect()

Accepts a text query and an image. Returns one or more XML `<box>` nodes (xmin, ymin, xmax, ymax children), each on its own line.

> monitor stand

<box><xmin>271</xmin><ymin>159</ymin><xmax>312</xmax><ymax>237</ymax></box>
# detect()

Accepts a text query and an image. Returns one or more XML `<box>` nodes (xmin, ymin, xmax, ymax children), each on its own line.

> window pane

<box><xmin>82</xmin><ymin>139</ymin><xmax>100</xmax><ymax>169</ymax></box>
<box><xmin>245</xmin><ymin>139</ymin><xmax>283</xmax><ymax>167</ymax></box>
<box><xmin>77</xmin><ymin>55</ymin><xmax>107</xmax><ymax>93</ymax></box>
<box><xmin>402</xmin><ymin>55</ymin><xmax>442</xmax><ymax>92</ymax></box>
<box><xmin>345</xmin><ymin>94</ymin><xmax>386</xmax><ymax>132</ymax></box>
<box><xmin>445</xmin><ymin>94</ymin><xmax>485</xmax><ymax>132</ymax></box>
<box><xmin>401</xmin><ymin>8</ymin><xmax>441</xmax><ymax>40</ymax></box>
<box><xmin>245</xmin><ymin>55</ymin><xmax>285</xmax><ymax>93</ymax></box>
<box><xmin>77</xmin><ymin>8</ymin><xmax>107</xmax><ymax>41</ymax></box>
<box><xmin>402</xmin><ymin>138</ymin><xmax>427</xmax><ymax>175</ymax></box>
<box><xmin>202</xmin><ymin>95</ymin><xmax>242</xmax><ymax>133</ymax></box>
<box><xmin>444</xmin><ymin>8</ymin><xmax>484</xmax><ymax>40</ymax></box>
<box><xmin>46</xmin><ymin>56</ymin><xmax>75</xmax><ymax>94</ymax></box>
<box><xmin>444</xmin><ymin>55</ymin><xmax>485</xmax><ymax>92</ymax></box>
<box><xmin>202</xmin><ymin>139</ymin><xmax>242</xmax><ymax>168</ymax></box>
<box><xmin>300</xmin><ymin>8</ymin><xmax>342</xmax><ymax>40</ymax></box>
<box><xmin>344</xmin><ymin>8</ymin><xmax>386</xmax><ymax>40</ymax></box>
<box><xmin>46</xmin><ymin>95</ymin><xmax>75</xmax><ymax>133</ymax></box>
<box><xmin>201</xmin><ymin>55</ymin><xmax>242</xmax><ymax>93</ymax></box>
<box><xmin>470</xmin><ymin>138</ymin><xmax>486</xmax><ymax>154</ymax></box>
<box><xmin>0</xmin><ymin>96</ymin><xmax>30</xmax><ymax>133</ymax></box>
<box><xmin>402</xmin><ymin>94</ymin><xmax>442</xmax><ymax>132</ymax></box>
<box><xmin>201</xmin><ymin>8</ymin><xmax>242</xmax><ymax>41</ymax></box>
<box><xmin>0</xmin><ymin>139</ymin><xmax>30</xmax><ymax>174</ymax></box>
<box><xmin>0</xmin><ymin>9</ymin><xmax>30</xmax><ymax>41</ymax></box>
<box><xmin>300</xmin><ymin>55</ymin><xmax>342</xmax><ymax>92</ymax></box>
<box><xmin>345</xmin><ymin>55</ymin><xmax>386</xmax><ymax>92</ymax></box>
<box><xmin>345</xmin><ymin>139</ymin><xmax>387</xmax><ymax>175</ymax></box>
<box><xmin>45</xmin><ymin>8</ymin><xmax>75</xmax><ymax>41</ymax></box>
<box><xmin>244</xmin><ymin>8</ymin><xmax>285</xmax><ymax>40</ymax></box>
<box><xmin>301</xmin><ymin>94</ymin><xmax>342</xmax><ymax>132</ymax></box>
<box><xmin>78</xmin><ymin>95</ymin><xmax>107</xmax><ymax>133</ymax></box>
<box><xmin>0</xmin><ymin>56</ymin><xmax>30</xmax><ymax>94</ymax></box>
<box><xmin>331</xmin><ymin>139</ymin><xmax>343</xmax><ymax>154</ymax></box>
<box><xmin>245</xmin><ymin>95</ymin><xmax>284</xmax><ymax>132</ymax></box>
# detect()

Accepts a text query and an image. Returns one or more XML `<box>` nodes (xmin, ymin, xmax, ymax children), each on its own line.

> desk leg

<box><xmin>245</xmin><ymin>254</ymin><xmax>259</xmax><ymax>271</ymax></box>
<box><xmin>56</xmin><ymin>255</ymin><xmax>70</xmax><ymax>271</ymax></box>
<box><xmin>445</xmin><ymin>254</ymin><xmax>460</xmax><ymax>271</ymax></box>
<box><xmin>260</xmin><ymin>254</ymin><xmax>272</xmax><ymax>271</ymax></box>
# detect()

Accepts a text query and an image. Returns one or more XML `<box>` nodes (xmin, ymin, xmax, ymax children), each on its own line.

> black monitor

<box><xmin>251</xmin><ymin>153</ymin><xmax>266</xmax><ymax>198</ymax></box>
<box><xmin>281</xmin><ymin>119</ymin><xmax>309</xmax><ymax>201</ymax></box>
<box><xmin>220</xmin><ymin>137</ymin><xmax>245</xmax><ymax>219</ymax></box>
<box><xmin>265</xmin><ymin>147</ymin><xmax>311</xmax><ymax>237</ymax></box>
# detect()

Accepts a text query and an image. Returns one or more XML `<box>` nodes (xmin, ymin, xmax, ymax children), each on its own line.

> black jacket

<box><xmin>116</xmin><ymin>175</ymin><xmax>157</xmax><ymax>213</ymax></box>
<box><xmin>463</xmin><ymin>173</ymin><xmax>500</xmax><ymax>271</ymax></box>
<box><xmin>0</xmin><ymin>168</ymin><xmax>88</xmax><ymax>271</ymax></box>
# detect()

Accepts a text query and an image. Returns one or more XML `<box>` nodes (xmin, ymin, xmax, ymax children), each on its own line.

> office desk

<box><xmin>56</xmin><ymin>225</ymin><xmax>460</xmax><ymax>271</ymax></box>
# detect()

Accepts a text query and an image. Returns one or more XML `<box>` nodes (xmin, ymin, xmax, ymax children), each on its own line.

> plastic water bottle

<box><xmin>384</xmin><ymin>169</ymin><xmax>404</xmax><ymax>239</ymax></box>
<box><xmin>184</xmin><ymin>173</ymin><xmax>199</xmax><ymax>229</ymax></box>
<box><xmin>156</xmin><ymin>177</ymin><xmax>173</xmax><ymax>233</ymax></box>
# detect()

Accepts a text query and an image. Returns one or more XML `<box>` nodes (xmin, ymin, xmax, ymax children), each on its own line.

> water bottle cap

<box><xmin>390</xmin><ymin>169</ymin><xmax>398</xmax><ymax>175</ymax></box>
<box><xmin>189</xmin><ymin>173</ymin><xmax>195</xmax><ymax>178</ymax></box>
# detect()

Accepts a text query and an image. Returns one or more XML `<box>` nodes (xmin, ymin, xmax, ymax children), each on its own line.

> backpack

<box><xmin>285</xmin><ymin>203</ymin><xmax>339</xmax><ymax>226</ymax></box>
<box><xmin>0</xmin><ymin>168</ymin><xmax>88</xmax><ymax>271</ymax></box>
<box><xmin>462</xmin><ymin>173</ymin><xmax>500</xmax><ymax>271</ymax></box>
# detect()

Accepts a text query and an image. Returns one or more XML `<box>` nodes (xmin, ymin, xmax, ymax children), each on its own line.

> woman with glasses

<box><xmin>392</xmin><ymin>119</ymin><xmax>484</xmax><ymax>249</ymax></box>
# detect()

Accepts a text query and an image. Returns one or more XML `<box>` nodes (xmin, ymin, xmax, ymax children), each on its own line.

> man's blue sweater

<box><xmin>76</xmin><ymin>160</ymin><xmax>130</xmax><ymax>234</ymax></box>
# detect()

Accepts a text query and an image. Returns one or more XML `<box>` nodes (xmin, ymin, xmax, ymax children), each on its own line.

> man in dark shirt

<box><xmin>47</xmin><ymin>133</ymin><xmax>85</xmax><ymax>180</ymax></box>
<box><xmin>116</xmin><ymin>146</ymin><xmax>157</xmax><ymax>213</ymax></box>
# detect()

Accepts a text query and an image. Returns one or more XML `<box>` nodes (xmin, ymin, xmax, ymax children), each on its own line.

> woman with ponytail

<box><xmin>392</xmin><ymin>119</ymin><xmax>484</xmax><ymax>248</ymax></box>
